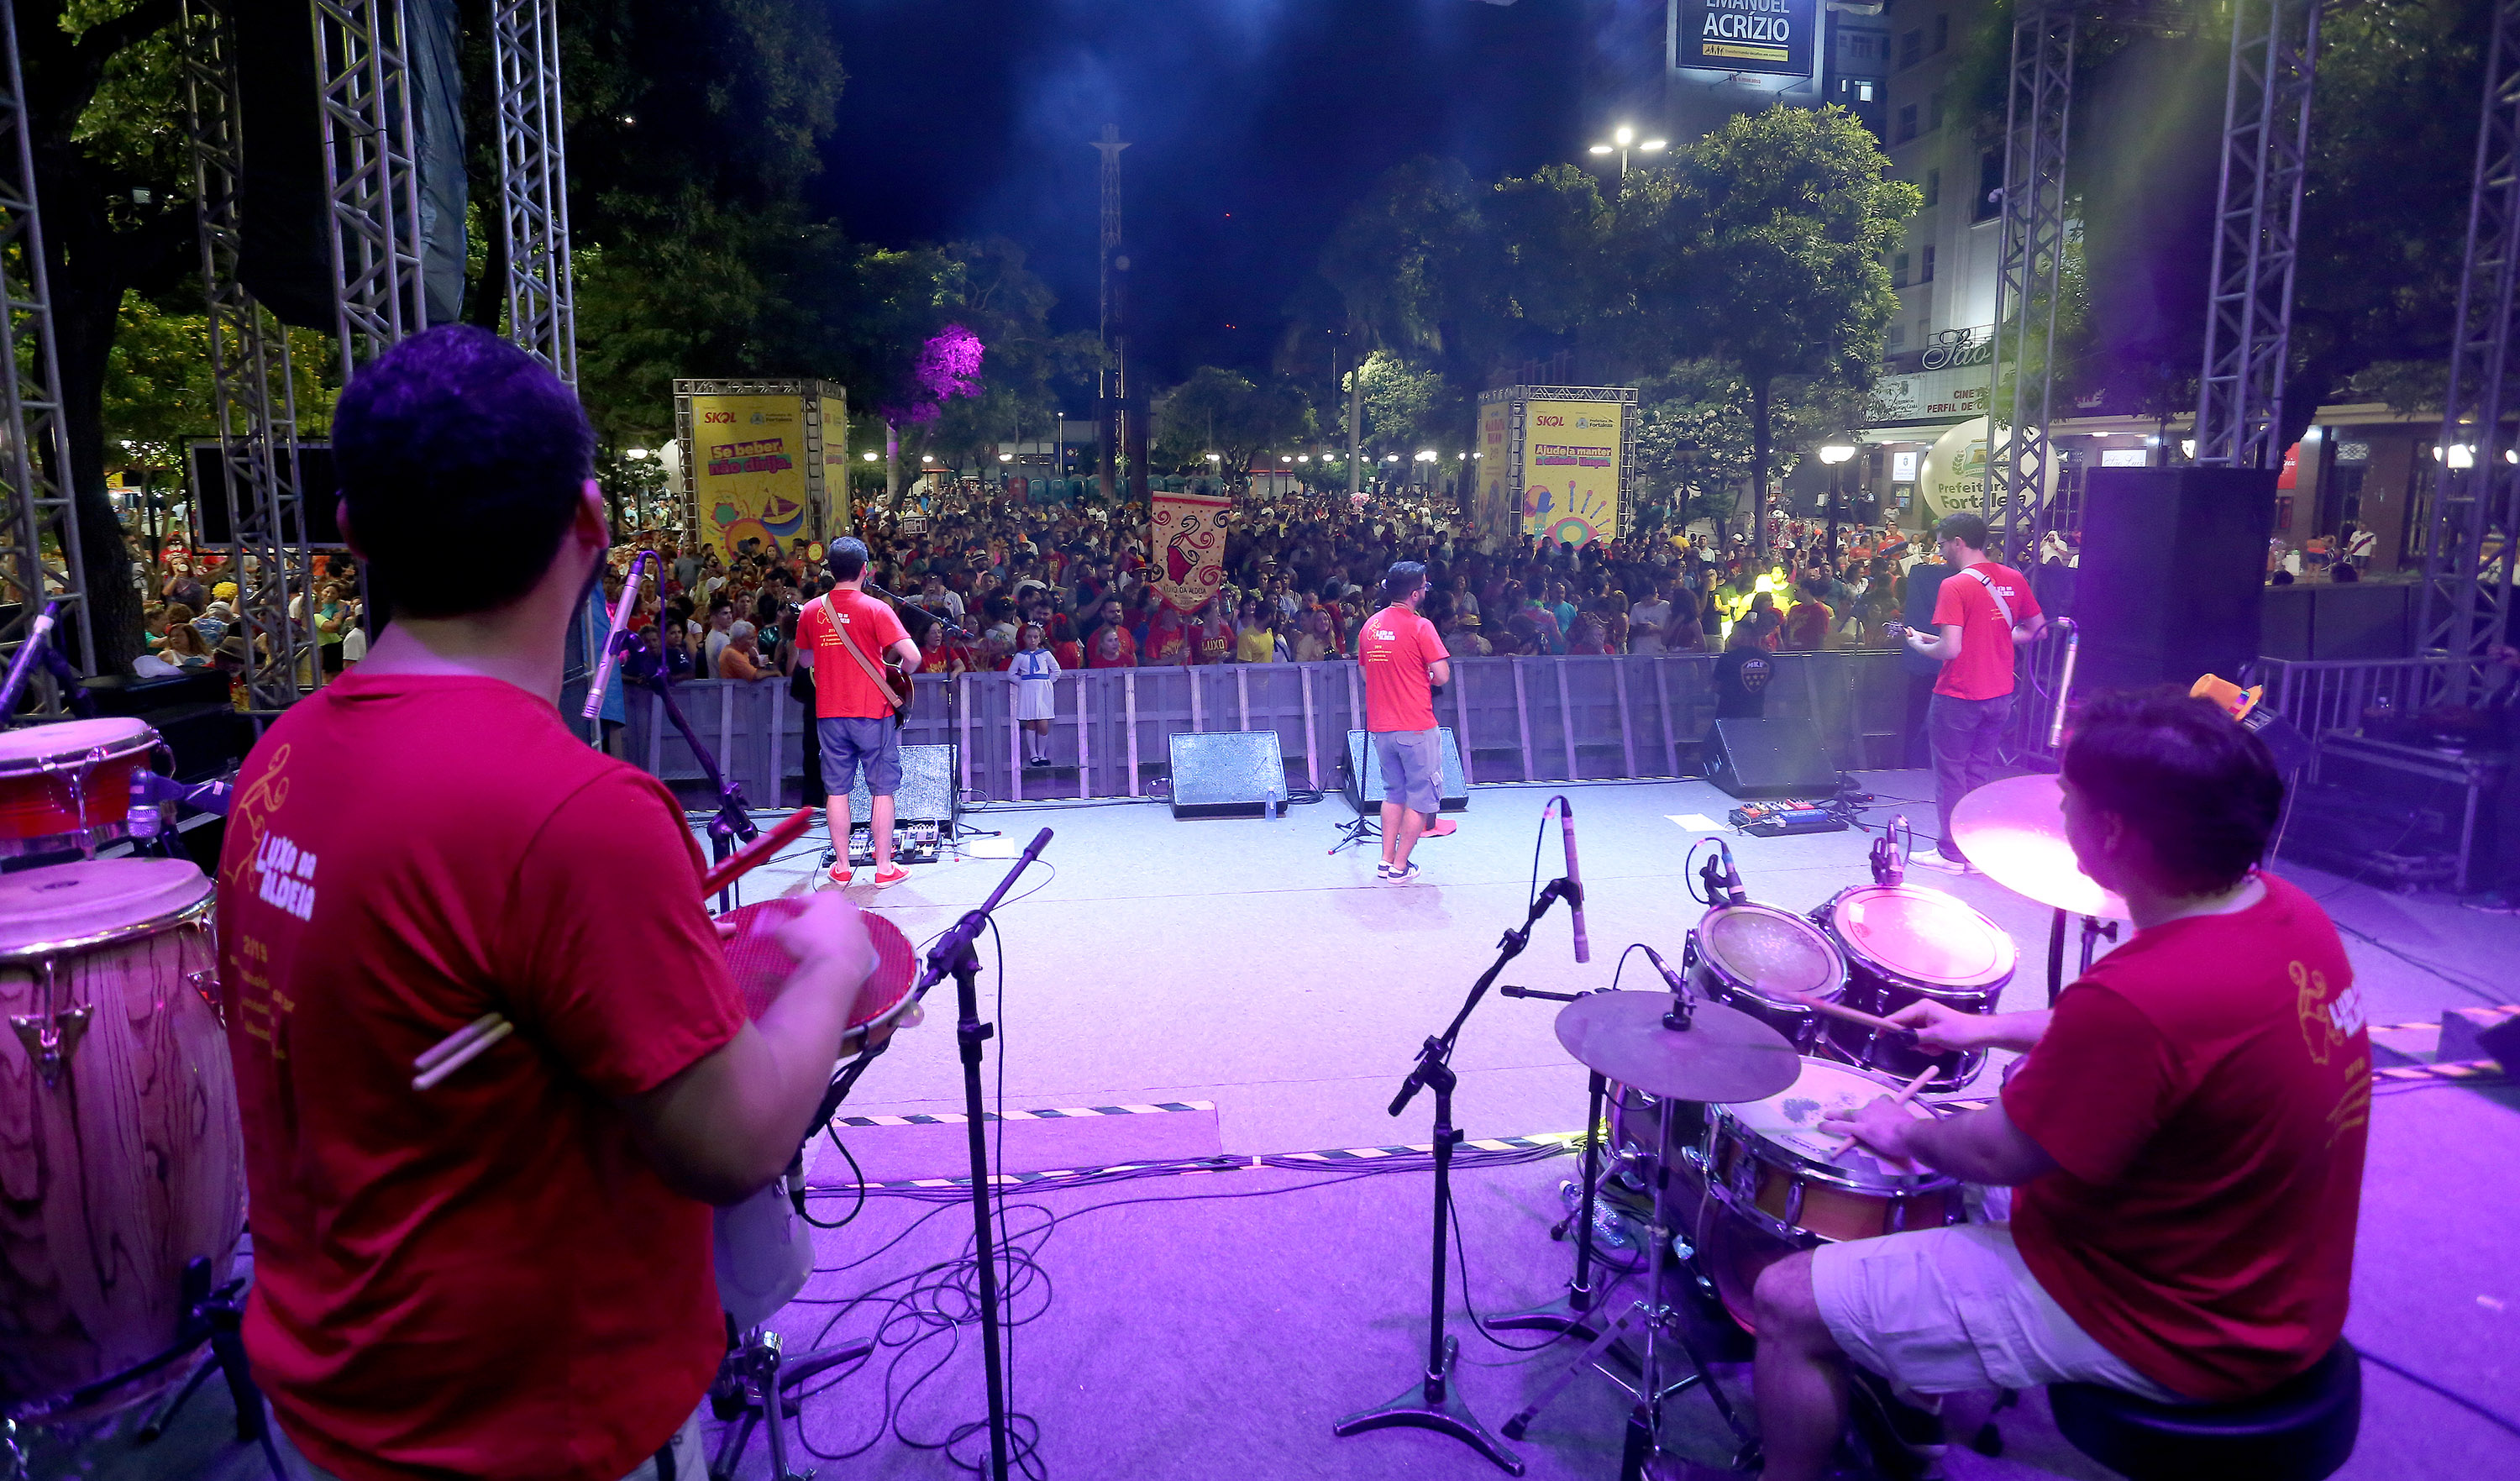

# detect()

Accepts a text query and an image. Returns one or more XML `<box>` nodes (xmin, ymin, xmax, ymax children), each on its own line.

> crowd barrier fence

<box><xmin>585</xmin><ymin>651</ymin><xmax>1918</xmax><ymax>809</ymax></box>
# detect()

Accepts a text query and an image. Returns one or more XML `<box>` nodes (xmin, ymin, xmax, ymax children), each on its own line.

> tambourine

<box><xmin>716</xmin><ymin>896</ymin><xmax>922</xmax><ymax>1054</ymax></box>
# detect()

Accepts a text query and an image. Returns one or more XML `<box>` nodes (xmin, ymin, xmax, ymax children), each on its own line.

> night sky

<box><xmin>810</xmin><ymin>0</ymin><xmax>1598</xmax><ymax>386</ymax></box>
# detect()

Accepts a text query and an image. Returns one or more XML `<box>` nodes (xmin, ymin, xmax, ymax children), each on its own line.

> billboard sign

<box><xmin>1521</xmin><ymin>402</ymin><xmax>1624</xmax><ymax>548</ymax></box>
<box><xmin>1677</xmin><ymin>0</ymin><xmax>1818</xmax><ymax>79</ymax></box>
<box><xmin>1475</xmin><ymin>397</ymin><xmax>1515</xmax><ymax>544</ymax></box>
<box><xmin>690</xmin><ymin>394</ymin><xmax>811</xmax><ymax>559</ymax></box>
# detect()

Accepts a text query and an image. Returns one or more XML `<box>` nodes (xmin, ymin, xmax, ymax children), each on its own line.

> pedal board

<box><xmin>848</xmin><ymin>822</ymin><xmax>947</xmax><ymax>867</ymax></box>
<box><xmin>1727</xmin><ymin>799</ymin><xmax>1850</xmax><ymax>837</ymax></box>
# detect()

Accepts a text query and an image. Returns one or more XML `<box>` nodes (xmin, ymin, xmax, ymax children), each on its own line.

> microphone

<box><xmin>1548</xmin><ymin>795</ymin><xmax>1590</xmax><ymax>964</ymax></box>
<box><xmin>580</xmin><ymin>552</ymin><xmax>650</xmax><ymax>720</ymax></box>
<box><xmin>0</xmin><ymin>601</ymin><xmax>58</xmax><ymax>717</ymax></box>
<box><xmin>1719</xmin><ymin>839</ymin><xmax>1746</xmax><ymax>906</ymax></box>
<box><xmin>1870</xmin><ymin>817</ymin><xmax>1906</xmax><ymax>886</ymax></box>
<box><xmin>1638</xmin><ymin>943</ymin><xmax>1688</xmax><ymax>997</ymax></box>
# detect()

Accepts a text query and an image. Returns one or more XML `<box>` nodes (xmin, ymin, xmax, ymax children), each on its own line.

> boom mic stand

<box><xmin>622</xmin><ymin>641</ymin><xmax>760</xmax><ymax>911</ymax></box>
<box><xmin>1333</xmin><ymin>874</ymin><xmax>1580</xmax><ymax>1476</ymax></box>
<box><xmin>714</xmin><ymin>832</ymin><xmax>1052</xmax><ymax>1481</ymax></box>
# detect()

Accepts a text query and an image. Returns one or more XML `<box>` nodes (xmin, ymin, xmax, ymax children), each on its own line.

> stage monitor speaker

<box><xmin>1342</xmin><ymin>729</ymin><xmax>1469</xmax><ymax>813</ymax></box>
<box><xmin>847</xmin><ymin>743</ymin><xmax>958</xmax><ymax>829</ymax></box>
<box><xmin>2075</xmin><ymin>466</ymin><xmax>2276</xmax><ymax>693</ymax></box>
<box><xmin>1703</xmin><ymin>717</ymin><xmax>1838</xmax><ymax>799</ymax></box>
<box><xmin>1167</xmin><ymin>732</ymin><xmax>1288</xmax><ymax>819</ymax></box>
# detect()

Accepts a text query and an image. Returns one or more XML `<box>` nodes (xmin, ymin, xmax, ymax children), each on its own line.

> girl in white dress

<box><xmin>1008</xmin><ymin>623</ymin><xmax>1060</xmax><ymax>767</ymax></box>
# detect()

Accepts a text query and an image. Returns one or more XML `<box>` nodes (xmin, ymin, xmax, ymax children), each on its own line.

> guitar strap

<box><xmin>816</xmin><ymin>592</ymin><xmax>900</xmax><ymax>706</ymax></box>
<box><xmin>1963</xmin><ymin>565</ymin><xmax>2016</xmax><ymax>629</ymax></box>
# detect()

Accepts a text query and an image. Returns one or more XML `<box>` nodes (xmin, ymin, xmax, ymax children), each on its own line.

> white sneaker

<box><xmin>1911</xmin><ymin>853</ymin><xmax>1976</xmax><ymax>875</ymax></box>
<box><xmin>1386</xmin><ymin>860</ymin><xmax>1423</xmax><ymax>885</ymax></box>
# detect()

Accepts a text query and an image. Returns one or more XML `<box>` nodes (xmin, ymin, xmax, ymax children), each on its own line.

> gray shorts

<box><xmin>1373</xmin><ymin>727</ymin><xmax>1442</xmax><ymax>816</ymax></box>
<box><xmin>1811</xmin><ymin>1221</ymin><xmax>2186</xmax><ymax>1402</ymax></box>
<box><xmin>818</xmin><ymin>716</ymin><xmax>901</xmax><ymax>797</ymax></box>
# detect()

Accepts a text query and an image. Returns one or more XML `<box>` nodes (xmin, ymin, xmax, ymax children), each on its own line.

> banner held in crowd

<box><xmin>1150</xmin><ymin>489</ymin><xmax>1231</xmax><ymax>613</ymax></box>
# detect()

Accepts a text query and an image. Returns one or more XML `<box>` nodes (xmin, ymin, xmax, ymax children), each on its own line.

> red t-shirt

<box><xmin>1194</xmin><ymin>625</ymin><xmax>1233</xmax><ymax>665</ymax></box>
<box><xmin>1358</xmin><ymin>603</ymin><xmax>1447</xmax><ymax>733</ymax></box>
<box><xmin>215</xmin><ymin>673</ymin><xmax>748</xmax><ymax>1480</ymax></box>
<box><xmin>1143</xmin><ymin>621</ymin><xmax>1192</xmax><ymax>666</ymax></box>
<box><xmin>797</xmin><ymin>588</ymin><xmax>911</xmax><ymax>718</ymax></box>
<box><xmin>1929</xmin><ymin>560</ymin><xmax>2041</xmax><ymax>700</ymax></box>
<box><xmin>2003</xmin><ymin>872</ymin><xmax>2368</xmax><ymax>1401</ymax></box>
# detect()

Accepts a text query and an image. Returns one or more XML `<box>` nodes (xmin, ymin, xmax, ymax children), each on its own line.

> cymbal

<box><xmin>1553</xmin><ymin>990</ymin><xmax>1802</xmax><ymax>1103</ymax></box>
<box><xmin>1949</xmin><ymin>774</ymin><xmax>2129</xmax><ymax>919</ymax></box>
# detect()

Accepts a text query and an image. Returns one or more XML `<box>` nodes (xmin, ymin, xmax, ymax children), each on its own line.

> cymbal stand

<box><xmin>625</xmin><ymin>643</ymin><xmax>759</xmax><ymax>911</ymax></box>
<box><xmin>2042</xmin><ymin>910</ymin><xmax>2118</xmax><ymax>1006</ymax></box>
<box><xmin>1333</xmin><ymin>878</ymin><xmax>1578</xmax><ymax>1477</ymax></box>
<box><xmin>1488</xmin><ymin>987</ymin><xmax>1612</xmax><ymax>1340</ymax></box>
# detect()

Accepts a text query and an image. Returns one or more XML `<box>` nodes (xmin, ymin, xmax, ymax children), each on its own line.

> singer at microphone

<box><xmin>1356</xmin><ymin>562</ymin><xmax>1455</xmax><ymax>885</ymax></box>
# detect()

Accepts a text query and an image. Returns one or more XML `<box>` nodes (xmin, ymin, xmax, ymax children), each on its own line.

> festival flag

<box><xmin>1150</xmin><ymin>490</ymin><xmax>1231</xmax><ymax>614</ymax></box>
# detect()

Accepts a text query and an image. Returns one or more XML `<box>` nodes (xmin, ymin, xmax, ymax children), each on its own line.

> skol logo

<box><xmin>703</xmin><ymin>412</ymin><xmax>736</xmax><ymax>423</ymax></box>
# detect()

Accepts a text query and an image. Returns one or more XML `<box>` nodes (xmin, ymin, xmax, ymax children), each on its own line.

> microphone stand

<box><xmin>1333</xmin><ymin>875</ymin><xmax>1578</xmax><ymax>1477</ymax></box>
<box><xmin>622</xmin><ymin>641</ymin><xmax>759</xmax><ymax>911</ymax></box>
<box><xmin>925</xmin><ymin>829</ymin><xmax>1053</xmax><ymax>1481</ymax></box>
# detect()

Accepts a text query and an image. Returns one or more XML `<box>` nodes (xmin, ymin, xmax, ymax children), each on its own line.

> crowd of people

<box><xmin>581</xmin><ymin>482</ymin><xmax>1946</xmax><ymax>699</ymax></box>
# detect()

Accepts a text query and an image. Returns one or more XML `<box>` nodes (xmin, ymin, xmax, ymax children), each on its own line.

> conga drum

<box><xmin>0</xmin><ymin>858</ymin><xmax>244</xmax><ymax>1421</ymax></box>
<box><xmin>0</xmin><ymin>717</ymin><xmax>160</xmax><ymax>861</ymax></box>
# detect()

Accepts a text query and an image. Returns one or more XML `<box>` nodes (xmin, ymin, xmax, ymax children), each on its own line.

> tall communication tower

<box><xmin>1093</xmin><ymin>123</ymin><xmax>1129</xmax><ymax>500</ymax></box>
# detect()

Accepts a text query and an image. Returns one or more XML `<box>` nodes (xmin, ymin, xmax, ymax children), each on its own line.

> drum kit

<box><xmin>1498</xmin><ymin>837</ymin><xmax>2026</xmax><ymax>1478</ymax></box>
<box><xmin>0</xmin><ymin>713</ymin><xmax>260</xmax><ymax>1463</ymax></box>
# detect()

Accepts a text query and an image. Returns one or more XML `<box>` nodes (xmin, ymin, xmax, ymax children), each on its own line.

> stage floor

<box><xmin>32</xmin><ymin>771</ymin><xmax>2520</xmax><ymax>1480</ymax></box>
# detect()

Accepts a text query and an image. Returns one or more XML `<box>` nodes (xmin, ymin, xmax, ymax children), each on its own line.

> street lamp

<box><xmin>1587</xmin><ymin>123</ymin><xmax>1667</xmax><ymax>178</ymax></box>
<box><xmin>1819</xmin><ymin>443</ymin><xmax>1856</xmax><ymax>562</ymax></box>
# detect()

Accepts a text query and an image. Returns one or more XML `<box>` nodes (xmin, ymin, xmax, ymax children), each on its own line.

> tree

<box><xmin>20</xmin><ymin>0</ymin><xmax>195</xmax><ymax>672</ymax></box>
<box><xmin>1631</xmin><ymin>360</ymin><xmax>1863</xmax><ymax>545</ymax></box>
<box><xmin>1151</xmin><ymin>367</ymin><xmax>1314</xmax><ymax>480</ymax></box>
<box><xmin>1346</xmin><ymin>352</ymin><xmax>1448</xmax><ymax>467</ymax></box>
<box><xmin>1641</xmin><ymin>107</ymin><xmax>1917</xmax><ymax>553</ymax></box>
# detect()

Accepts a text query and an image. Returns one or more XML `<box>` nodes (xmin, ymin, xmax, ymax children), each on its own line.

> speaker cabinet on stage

<box><xmin>1703</xmin><ymin>717</ymin><xmax>1837</xmax><ymax>799</ymax></box>
<box><xmin>1342</xmin><ymin>729</ymin><xmax>1469</xmax><ymax>813</ymax></box>
<box><xmin>2075</xmin><ymin>466</ymin><xmax>2276</xmax><ymax>692</ymax></box>
<box><xmin>846</xmin><ymin>743</ymin><xmax>958</xmax><ymax>830</ymax></box>
<box><xmin>1168</xmin><ymin>732</ymin><xmax>1289</xmax><ymax>819</ymax></box>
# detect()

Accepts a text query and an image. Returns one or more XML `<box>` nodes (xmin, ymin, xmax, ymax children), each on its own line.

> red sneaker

<box><xmin>1422</xmin><ymin>818</ymin><xmax>1457</xmax><ymax>839</ymax></box>
<box><xmin>827</xmin><ymin>864</ymin><xmax>853</xmax><ymax>886</ymax></box>
<box><xmin>870</xmin><ymin>864</ymin><xmax>911</xmax><ymax>889</ymax></box>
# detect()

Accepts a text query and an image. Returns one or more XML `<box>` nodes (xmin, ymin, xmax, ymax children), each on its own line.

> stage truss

<box><xmin>491</xmin><ymin>0</ymin><xmax>575</xmax><ymax>384</ymax></box>
<box><xmin>1984</xmin><ymin>0</ymin><xmax>2076</xmax><ymax>571</ymax></box>
<box><xmin>182</xmin><ymin>2</ymin><xmax>321</xmax><ymax>717</ymax></box>
<box><xmin>2192</xmin><ymin>0</ymin><xmax>2320</xmax><ymax>469</ymax></box>
<box><xmin>2417</xmin><ymin>0</ymin><xmax>2520</xmax><ymax>690</ymax></box>
<box><xmin>0</xmin><ymin>0</ymin><xmax>92</xmax><ymax>712</ymax></box>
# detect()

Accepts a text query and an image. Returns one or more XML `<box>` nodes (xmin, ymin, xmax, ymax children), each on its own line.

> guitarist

<box><xmin>796</xmin><ymin>537</ymin><xmax>921</xmax><ymax>888</ymax></box>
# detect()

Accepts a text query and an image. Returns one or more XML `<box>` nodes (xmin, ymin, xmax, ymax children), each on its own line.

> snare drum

<box><xmin>1698</xmin><ymin>1057</ymin><xmax>1962</xmax><ymax>1331</ymax></box>
<box><xmin>0</xmin><ymin>858</ymin><xmax>244</xmax><ymax>1420</ymax></box>
<box><xmin>0</xmin><ymin>718</ymin><xmax>160</xmax><ymax>860</ymax></box>
<box><xmin>1687</xmin><ymin>903</ymin><xmax>1848</xmax><ymax>1053</ymax></box>
<box><xmin>1810</xmin><ymin>884</ymin><xmax>2015</xmax><ymax>1092</ymax></box>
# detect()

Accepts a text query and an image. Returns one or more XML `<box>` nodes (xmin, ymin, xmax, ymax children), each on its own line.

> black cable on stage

<box><xmin>1446</xmin><ymin>1183</ymin><xmax>1565</xmax><ymax>1355</ymax></box>
<box><xmin>2356</xmin><ymin>1346</ymin><xmax>2520</xmax><ymax>1442</ymax></box>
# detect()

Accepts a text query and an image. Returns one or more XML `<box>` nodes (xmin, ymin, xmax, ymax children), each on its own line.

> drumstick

<box><xmin>1774</xmin><ymin>987</ymin><xmax>1919</xmax><ymax>1044</ymax></box>
<box><xmin>414</xmin><ymin>809</ymin><xmax>823</xmax><ymax>1092</ymax></box>
<box><xmin>699</xmin><ymin>807</ymin><xmax>819</xmax><ymax>899</ymax></box>
<box><xmin>412</xmin><ymin>1016</ymin><xmax>514</xmax><ymax>1091</ymax></box>
<box><xmin>1827</xmin><ymin>1064</ymin><xmax>1939</xmax><ymax>1164</ymax></box>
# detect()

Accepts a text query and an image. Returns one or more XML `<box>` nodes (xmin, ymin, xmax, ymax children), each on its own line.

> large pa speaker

<box><xmin>846</xmin><ymin>743</ymin><xmax>958</xmax><ymax>829</ymax></box>
<box><xmin>1703</xmin><ymin>717</ymin><xmax>1838</xmax><ymax>799</ymax></box>
<box><xmin>2076</xmin><ymin>466</ymin><xmax>2276</xmax><ymax>692</ymax></box>
<box><xmin>1167</xmin><ymin>731</ymin><xmax>1289</xmax><ymax>819</ymax></box>
<box><xmin>1343</xmin><ymin>728</ymin><xmax>1469</xmax><ymax>813</ymax></box>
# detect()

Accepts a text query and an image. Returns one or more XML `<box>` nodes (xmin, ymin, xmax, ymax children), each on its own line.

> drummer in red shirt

<box><xmin>1735</xmin><ymin>691</ymin><xmax>2367</xmax><ymax>1481</ymax></box>
<box><xmin>217</xmin><ymin>327</ymin><xmax>883</xmax><ymax>1481</ymax></box>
